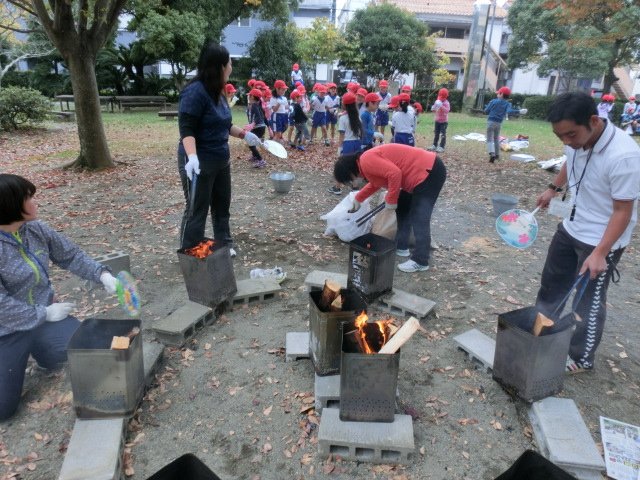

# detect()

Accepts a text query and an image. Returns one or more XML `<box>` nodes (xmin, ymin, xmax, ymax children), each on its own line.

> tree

<box><xmin>137</xmin><ymin>10</ymin><xmax>205</xmax><ymax>90</ymax></box>
<box><xmin>297</xmin><ymin>17</ymin><xmax>344</xmax><ymax>75</ymax></box>
<box><xmin>247</xmin><ymin>25</ymin><xmax>300</xmax><ymax>85</ymax></box>
<box><xmin>507</xmin><ymin>0</ymin><xmax>640</xmax><ymax>93</ymax></box>
<box><xmin>338</xmin><ymin>4</ymin><xmax>438</xmax><ymax>82</ymax></box>
<box><xmin>4</xmin><ymin>0</ymin><xmax>127</xmax><ymax>170</ymax></box>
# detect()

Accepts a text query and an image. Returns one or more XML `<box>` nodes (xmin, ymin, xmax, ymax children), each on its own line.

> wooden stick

<box><xmin>319</xmin><ymin>279</ymin><xmax>341</xmax><ymax>311</ymax></box>
<box><xmin>329</xmin><ymin>295</ymin><xmax>343</xmax><ymax>312</ymax></box>
<box><xmin>379</xmin><ymin>317</ymin><xmax>420</xmax><ymax>354</ymax></box>
<box><xmin>532</xmin><ymin>312</ymin><xmax>554</xmax><ymax>336</ymax></box>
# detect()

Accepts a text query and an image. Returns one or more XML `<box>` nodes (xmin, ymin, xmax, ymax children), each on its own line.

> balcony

<box><xmin>434</xmin><ymin>37</ymin><xmax>468</xmax><ymax>57</ymax></box>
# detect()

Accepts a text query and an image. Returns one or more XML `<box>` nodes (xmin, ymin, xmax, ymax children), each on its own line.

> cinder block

<box><xmin>285</xmin><ymin>332</ymin><xmax>310</xmax><ymax>362</ymax></box>
<box><xmin>143</xmin><ymin>341</ymin><xmax>164</xmax><ymax>385</ymax></box>
<box><xmin>318</xmin><ymin>408</ymin><xmax>414</xmax><ymax>464</ymax></box>
<box><xmin>377</xmin><ymin>289</ymin><xmax>436</xmax><ymax>318</ymax></box>
<box><xmin>87</xmin><ymin>251</ymin><xmax>131</xmax><ymax>290</ymax></box>
<box><xmin>231</xmin><ymin>278</ymin><xmax>281</xmax><ymax>307</ymax></box>
<box><xmin>304</xmin><ymin>270</ymin><xmax>348</xmax><ymax>292</ymax></box>
<box><xmin>529</xmin><ymin>397</ymin><xmax>605</xmax><ymax>480</ymax></box>
<box><xmin>453</xmin><ymin>328</ymin><xmax>496</xmax><ymax>373</ymax></box>
<box><xmin>315</xmin><ymin>374</ymin><xmax>341</xmax><ymax>412</ymax></box>
<box><xmin>152</xmin><ymin>302</ymin><xmax>213</xmax><ymax>346</ymax></box>
<box><xmin>58</xmin><ymin>418</ymin><xmax>126</xmax><ymax>480</ymax></box>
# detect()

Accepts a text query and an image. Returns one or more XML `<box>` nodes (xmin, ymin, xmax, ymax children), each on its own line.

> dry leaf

<box><xmin>462</xmin><ymin>451</ymin><xmax>470</xmax><ymax>459</ymax></box>
<box><xmin>263</xmin><ymin>406</ymin><xmax>273</xmax><ymax>416</ymax></box>
<box><xmin>619</xmin><ymin>351</ymin><xmax>628</xmax><ymax>359</ymax></box>
<box><xmin>262</xmin><ymin>443</ymin><xmax>272</xmax><ymax>453</ymax></box>
<box><xmin>300</xmin><ymin>453</ymin><xmax>313</xmax><ymax>465</ymax></box>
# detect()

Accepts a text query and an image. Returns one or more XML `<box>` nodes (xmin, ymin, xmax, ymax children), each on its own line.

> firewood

<box><xmin>532</xmin><ymin>312</ymin><xmax>554</xmax><ymax>336</ymax></box>
<box><xmin>110</xmin><ymin>336</ymin><xmax>130</xmax><ymax>350</ymax></box>
<box><xmin>319</xmin><ymin>279</ymin><xmax>341</xmax><ymax>311</ymax></box>
<box><xmin>329</xmin><ymin>295</ymin><xmax>343</xmax><ymax>312</ymax></box>
<box><xmin>379</xmin><ymin>317</ymin><xmax>420</xmax><ymax>354</ymax></box>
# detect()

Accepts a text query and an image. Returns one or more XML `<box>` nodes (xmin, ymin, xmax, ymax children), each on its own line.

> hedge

<box><xmin>0</xmin><ymin>86</ymin><xmax>51</xmax><ymax>130</ymax></box>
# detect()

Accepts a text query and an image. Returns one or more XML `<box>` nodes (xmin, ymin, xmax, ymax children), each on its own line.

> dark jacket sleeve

<box><xmin>179</xmin><ymin>113</ymin><xmax>200</xmax><ymax>139</ymax></box>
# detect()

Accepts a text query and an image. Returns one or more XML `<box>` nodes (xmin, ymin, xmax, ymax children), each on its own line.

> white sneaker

<box><xmin>436</xmin><ymin>146</ymin><xmax>445</xmax><ymax>153</ymax></box>
<box><xmin>396</xmin><ymin>249</ymin><xmax>410</xmax><ymax>257</ymax></box>
<box><xmin>229</xmin><ymin>248</ymin><xmax>237</xmax><ymax>258</ymax></box>
<box><xmin>398</xmin><ymin>260</ymin><xmax>429</xmax><ymax>273</ymax></box>
<box><xmin>427</xmin><ymin>145</ymin><xmax>436</xmax><ymax>151</ymax></box>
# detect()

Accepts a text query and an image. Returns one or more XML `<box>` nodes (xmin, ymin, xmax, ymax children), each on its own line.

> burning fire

<box><xmin>353</xmin><ymin>311</ymin><xmax>393</xmax><ymax>354</ymax></box>
<box><xmin>184</xmin><ymin>239</ymin><xmax>215</xmax><ymax>259</ymax></box>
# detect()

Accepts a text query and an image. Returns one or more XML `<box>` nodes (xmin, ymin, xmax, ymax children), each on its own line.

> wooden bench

<box><xmin>115</xmin><ymin>96</ymin><xmax>167</xmax><ymax>112</ymax></box>
<box><xmin>54</xmin><ymin>95</ymin><xmax>114</xmax><ymax>112</ymax></box>
<box><xmin>48</xmin><ymin>110</ymin><xmax>76</xmax><ymax>121</ymax></box>
<box><xmin>158</xmin><ymin>110</ymin><xmax>178</xmax><ymax>120</ymax></box>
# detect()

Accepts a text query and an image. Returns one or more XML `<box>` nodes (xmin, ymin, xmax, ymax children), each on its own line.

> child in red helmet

<box><xmin>484</xmin><ymin>86</ymin><xmax>512</xmax><ymax>163</ymax></box>
<box><xmin>290</xmin><ymin>63</ymin><xmax>303</xmax><ymax>89</ymax></box>
<box><xmin>325</xmin><ymin>83</ymin><xmax>340</xmax><ymax>144</ymax></box>
<box><xmin>246</xmin><ymin>89</ymin><xmax>267</xmax><ymax>168</ymax></box>
<box><xmin>391</xmin><ymin>93</ymin><xmax>416</xmax><ymax>146</ymax></box>
<box><xmin>271</xmin><ymin>80</ymin><xmax>289</xmax><ymax>141</ymax></box>
<box><xmin>376</xmin><ymin>80</ymin><xmax>391</xmax><ymax>139</ymax></box>
<box><xmin>597</xmin><ymin>94</ymin><xmax>615</xmax><ymax>121</ymax></box>
<box><xmin>428</xmin><ymin>88</ymin><xmax>450</xmax><ymax>153</ymax></box>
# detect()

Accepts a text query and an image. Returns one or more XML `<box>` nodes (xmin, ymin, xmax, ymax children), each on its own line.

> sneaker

<box><xmin>229</xmin><ymin>247</ymin><xmax>237</xmax><ymax>258</ymax></box>
<box><xmin>324</xmin><ymin>138</ymin><xmax>330</xmax><ymax>146</ymax></box>
<box><xmin>253</xmin><ymin>159</ymin><xmax>267</xmax><ymax>168</ymax></box>
<box><xmin>436</xmin><ymin>146</ymin><xmax>445</xmax><ymax>153</ymax></box>
<box><xmin>327</xmin><ymin>186</ymin><xmax>342</xmax><ymax>195</ymax></box>
<box><xmin>398</xmin><ymin>260</ymin><xmax>429</xmax><ymax>273</ymax></box>
<box><xmin>427</xmin><ymin>145</ymin><xmax>436</xmax><ymax>151</ymax></box>
<box><xmin>396</xmin><ymin>249</ymin><xmax>410</xmax><ymax>257</ymax></box>
<box><xmin>250</xmin><ymin>267</ymin><xmax>287</xmax><ymax>284</ymax></box>
<box><xmin>296</xmin><ymin>145</ymin><xmax>306</xmax><ymax>151</ymax></box>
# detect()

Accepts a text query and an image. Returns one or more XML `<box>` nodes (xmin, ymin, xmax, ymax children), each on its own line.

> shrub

<box><xmin>522</xmin><ymin>95</ymin><xmax>556</xmax><ymax>120</ymax></box>
<box><xmin>0</xmin><ymin>86</ymin><xmax>51</xmax><ymax>130</ymax></box>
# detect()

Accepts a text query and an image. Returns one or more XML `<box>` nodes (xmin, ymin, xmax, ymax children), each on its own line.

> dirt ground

<box><xmin>1</xmin><ymin>119</ymin><xmax>639</xmax><ymax>480</ymax></box>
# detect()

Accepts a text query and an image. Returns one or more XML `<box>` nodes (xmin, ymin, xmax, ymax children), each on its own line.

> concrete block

<box><xmin>143</xmin><ymin>341</ymin><xmax>164</xmax><ymax>385</ymax></box>
<box><xmin>318</xmin><ymin>408</ymin><xmax>414</xmax><ymax>464</ymax></box>
<box><xmin>58</xmin><ymin>418</ymin><xmax>126</xmax><ymax>480</ymax></box>
<box><xmin>315</xmin><ymin>374</ymin><xmax>341</xmax><ymax>412</ymax></box>
<box><xmin>87</xmin><ymin>251</ymin><xmax>131</xmax><ymax>290</ymax></box>
<box><xmin>529</xmin><ymin>397</ymin><xmax>605</xmax><ymax>480</ymax></box>
<box><xmin>377</xmin><ymin>289</ymin><xmax>436</xmax><ymax>318</ymax></box>
<box><xmin>453</xmin><ymin>328</ymin><xmax>496</xmax><ymax>373</ymax></box>
<box><xmin>285</xmin><ymin>332</ymin><xmax>310</xmax><ymax>362</ymax></box>
<box><xmin>304</xmin><ymin>270</ymin><xmax>348</xmax><ymax>292</ymax></box>
<box><xmin>231</xmin><ymin>278</ymin><xmax>281</xmax><ymax>308</ymax></box>
<box><xmin>152</xmin><ymin>302</ymin><xmax>213</xmax><ymax>346</ymax></box>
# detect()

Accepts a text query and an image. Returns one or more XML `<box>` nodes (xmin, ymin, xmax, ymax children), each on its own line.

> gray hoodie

<box><xmin>0</xmin><ymin>220</ymin><xmax>107</xmax><ymax>336</ymax></box>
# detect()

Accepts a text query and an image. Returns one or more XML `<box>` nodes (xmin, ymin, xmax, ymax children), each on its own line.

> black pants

<box><xmin>178</xmin><ymin>145</ymin><xmax>233</xmax><ymax>250</ymax></box>
<box><xmin>535</xmin><ymin>223</ymin><xmax>624</xmax><ymax>368</ymax></box>
<box><xmin>395</xmin><ymin>157</ymin><xmax>447</xmax><ymax>266</ymax></box>
<box><xmin>433</xmin><ymin>121</ymin><xmax>448</xmax><ymax>148</ymax></box>
<box><xmin>249</xmin><ymin>126</ymin><xmax>265</xmax><ymax>159</ymax></box>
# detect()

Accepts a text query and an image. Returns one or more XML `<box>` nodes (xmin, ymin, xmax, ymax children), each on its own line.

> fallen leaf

<box><xmin>619</xmin><ymin>351</ymin><xmax>628</xmax><ymax>359</ymax></box>
<box><xmin>300</xmin><ymin>453</ymin><xmax>313</xmax><ymax>465</ymax></box>
<box><xmin>462</xmin><ymin>451</ymin><xmax>470</xmax><ymax>459</ymax></box>
<box><xmin>263</xmin><ymin>406</ymin><xmax>273</xmax><ymax>416</ymax></box>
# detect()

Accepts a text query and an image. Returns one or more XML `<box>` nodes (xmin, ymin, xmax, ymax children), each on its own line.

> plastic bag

<box><xmin>320</xmin><ymin>192</ymin><xmax>372</xmax><ymax>242</ymax></box>
<box><xmin>371</xmin><ymin>208</ymin><xmax>397</xmax><ymax>240</ymax></box>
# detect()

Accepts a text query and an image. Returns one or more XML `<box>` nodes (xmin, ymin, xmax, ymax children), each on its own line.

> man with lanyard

<box><xmin>535</xmin><ymin>92</ymin><xmax>640</xmax><ymax>373</ymax></box>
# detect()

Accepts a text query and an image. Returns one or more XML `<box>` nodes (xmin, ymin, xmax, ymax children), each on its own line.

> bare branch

<box><xmin>78</xmin><ymin>0</ymin><xmax>89</xmax><ymax>32</ymax></box>
<box><xmin>5</xmin><ymin>0</ymin><xmax>38</xmax><ymax>17</ymax></box>
<box><xmin>0</xmin><ymin>48</ymin><xmax>56</xmax><ymax>86</ymax></box>
<box><xmin>0</xmin><ymin>24</ymin><xmax>42</xmax><ymax>34</ymax></box>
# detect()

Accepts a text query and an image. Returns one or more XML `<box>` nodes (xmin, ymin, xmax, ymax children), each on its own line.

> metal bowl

<box><xmin>270</xmin><ymin>171</ymin><xmax>295</xmax><ymax>194</ymax></box>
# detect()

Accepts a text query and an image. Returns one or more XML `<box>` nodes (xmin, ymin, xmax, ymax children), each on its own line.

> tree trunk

<box><xmin>66</xmin><ymin>54</ymin><xmax>114</xmax><ymax>170</ymax></box>
<box><xmin>602</xmin><ymin>63</ymin><xmax>618</xmax><ymax>95</ymax></box>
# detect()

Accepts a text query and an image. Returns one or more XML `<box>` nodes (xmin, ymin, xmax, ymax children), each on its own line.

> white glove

<box><xmin>45</xmin><ymin>302</ymin><xmax>76</xmax><ymax>322</ymax></box>
<box><xmin>244</xmin><ymin>131</ymin><xmax>261</xmax><ymax>147</ymax></box>
<box><xmin>100</xmin><ymin>271</ymin><xmax>118</xmax><ymax>294</ymax></box>
<box><xmin>385</xmin><ymin>202</ymin><xmax>397</xmax><ymax>210</ymax></box>
<box><xmin>349</xmin><ymin>199</ymin><xmax>361</xmax><ymax>213</ymax></box>
<box><xmin>432</xmin><ymin>100</ymin><xmax>442</xmax><ymax>111</ymax></box>
<box><xmin>230</xmin><ymin>95</ymin><xmax>239</xmax><ymax>107</ymax></box>
<box><xmin>185</xmin><ymin>154</ymin><xmax>200</xmax><ymax>181</ymax></box>
<box><xmin>373</xmin><ymin>132</ymin><xmax>384</xmax><ymax>141</ymax></box>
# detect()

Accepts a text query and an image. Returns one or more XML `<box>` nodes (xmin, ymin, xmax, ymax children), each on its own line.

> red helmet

<box><xmin>413</xmin><ymin>102</ymin><xmax>423</xmax><ymax>113</ymax></box>
<box><xmin>364</xmin><ymin>92</ymin><xmax>381</xmax><ymax>103</ymax></box>
<box><xmin>247</xmin><ymin>79</ymin><xmax>256</xmax><ymax>87</ymax></box>
<box><xmin>497</xmin><ymin>86</ymin><xmax>511</xmax><ymax>96</ymax></box>
<box><xmin>292</xmin><ymin>63</ymin><xmax>299</xmax><ymax>71</ymax></box>
<box><xmin>326</xmin><ymin>82</ymin><xmax>337</xmax><ymax>89</ymax></box>
<box><xmin>249</xmin><ymin>88</ymin><xmax>262</xmax><ymax>98</ymax></box>
<box><xmin>388</xmin><ymin>95</ymin><xmax>400</xmax><ymax>108</ymax></box>
<box><xmin>342</xmin><ymin>92</ymin><xmax>357</xmax><ymax>105</ymax></box>
<box><xmin>290</xmin><ymin>90</ymin><xmax>300</xmax><ymax>99</ymax></box>
<box><xmin>379</xmin><ymin>80</ymin><xmax>388</xmax><ymax>88</ymax></box>
<box><xmin>274</xmin><ymin>80</ymin><xmax>287</xmax><ymax>89</ymax></box>
<box><xmin>297</xmin><ymin>85</ymin><xmax>306</xmax><ymax>94</ymax></box>
<box><xmin>400</xmin><ymin>85</ymin><xmax>412</xmax><ymax>92</ymax></box>
<box><xmin>398</xmin><ymin>93</ymin><xmax>411</xmax><ymax>103</ymax></box>
<box><xmin>437</xmin><ymin>88</ymin><xmax>449</xmax><ymax>99</ymax></box>
<box><xmin>346</xmin><ymin>82</ymin><xmax>359</xmax><ymax>93</ymax></box>
<box><xmin>225</xmin><ymin>83</ymin><xmax>237</xmax><ymax>94</ymax></box>
<box><xmin>356</xmin><ymin>88</ymin><xmax>368</xmax><ymax>97</ymax></box>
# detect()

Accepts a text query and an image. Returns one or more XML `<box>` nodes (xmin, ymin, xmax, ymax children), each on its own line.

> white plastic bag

<box><xmin>320</xmin><ymin>192</ymin><xmax>372</xmax><ymax>242</ymax></box>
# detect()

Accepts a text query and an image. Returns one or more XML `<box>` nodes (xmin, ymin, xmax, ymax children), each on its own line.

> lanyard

<box><xmin>0</xmin><ymin>229</ymin><xmax>50</xmax><ymax>284</ymax></box>
<box><xmin>567</xmin><ymin>125</ymin><xmax>616</xmax><ymax>221</ymax></box>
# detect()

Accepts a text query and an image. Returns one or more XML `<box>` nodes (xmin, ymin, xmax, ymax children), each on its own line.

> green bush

<box><xmin>0</xmin><ymin>86</ymin><xmax>51</xmax><ymax>130</ymax></box>
<box><xmin>522</xmin><ymin>95</ymin><xmax>556</xmax><ymax>120</ymax></box>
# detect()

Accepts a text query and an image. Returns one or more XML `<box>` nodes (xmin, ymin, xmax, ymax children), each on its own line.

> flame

<box><xmin>184</xmin><ymin>239</ymin><xmax>215</xmax><ymax>259</ymax></box>
<box><xmin>353</xmin><ymin>311</ymin><xmax>393</xmax><ymax>354</ymax></box>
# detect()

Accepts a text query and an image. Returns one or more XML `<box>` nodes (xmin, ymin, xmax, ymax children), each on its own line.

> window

<box><xmin>445</xmin><ymin>28</ymin><xmax>465</xmax><ymax>39</ymax></box>
<box><xmin>237</xmin><ymin>17</ymin><xmax>250</xmax><ymax>27</ymax></box>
